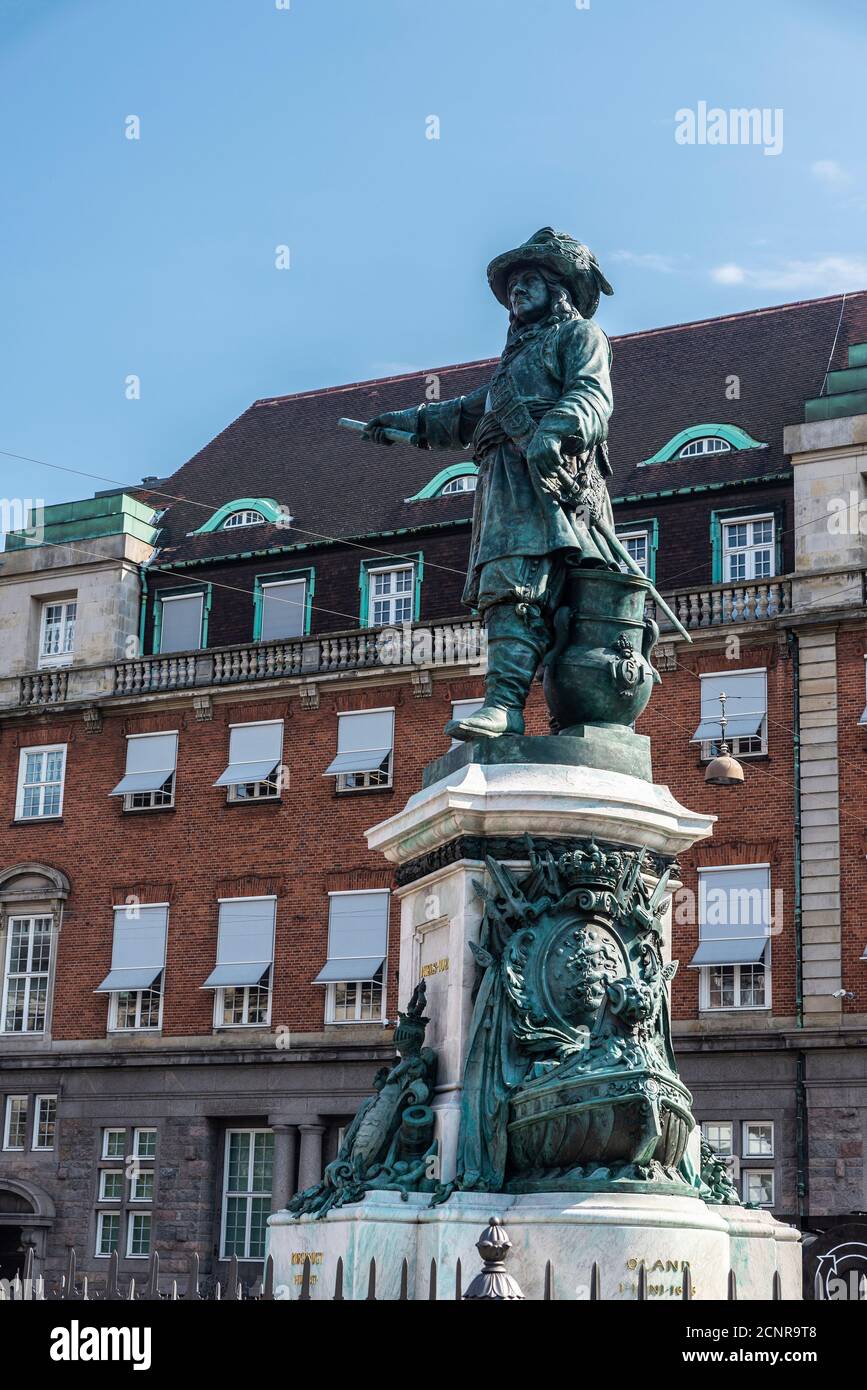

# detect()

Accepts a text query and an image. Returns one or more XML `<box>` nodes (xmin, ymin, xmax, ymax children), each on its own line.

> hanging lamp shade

<box><xmin>704</xmin><ymin>742</ymin><xmax>745</xmax><ymax>786</ymax></box>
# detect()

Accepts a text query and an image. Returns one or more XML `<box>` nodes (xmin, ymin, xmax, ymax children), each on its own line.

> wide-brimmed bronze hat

<box><xmin>487</xmin><ymin>227</ymin><xmax>614</xmax><ymax>319</ymax></box>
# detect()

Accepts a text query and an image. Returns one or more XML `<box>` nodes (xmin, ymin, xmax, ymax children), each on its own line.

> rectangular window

<box><xmin>692</xmin><ymin>866</ymin><xmax>771</xmax><ymax>1010</ymax></box>
<box><xmin>221</xmin><ymin>1129</ymin><xmax>274</xmax><ymax>1260</ymax></box>
<box><xmin>15</xmin><ymin>744</ymin><xmax>66</xmax><ymax>820</ymax></box>
<box><xmin>96</xmin><ymin>1211</ymin><xmax>121</xmax><ymax>1257</ymax></box>
<box><xmin>701</xmin><ymin>1121</ymin><xmax>734</xmax><ymax>1156</ymax></box>
<box><xmin>157</xmin><ymin>591</ymin><xmax>204</xmax><ymax>654</ymax></box>
<box><xmin>96</xmin><ymin>904</ymin><xmax>168</xmax><ymax>1032</ymax></box>
<box><xmin>692</xmin><ymin>669</ymin><xmax>767</xmax><ymax>758</ymax></box>
<box><xmin>328</xmin><ymin>979</ymin><xmax>384</xmax><ymax>1023</ymax></box>
<box><xmin>99</xmin><ymin>1169</ymin><xmax>124</xmax><ymax>1202</ymax></box>
<box><xmin>722</xmin><ymin>514</ymin><xmax>775</xmax><ymax>582</ymax></box>
<box><xmin>450</xmin><ymin>697</ymin><xmax>484</xmax><ymax>748</ymax></box>
<box><xmin>325</xmin><ymin>708</ymin><xmax>394</xmax><ymax>791</ymax></box>
<box><xmin>259</xmin><ymin>577</ymin><xmax>308</xmax><ymax>642</ymax></box>
<box><xmin>32</xmin><ymin>1094</ymin><xmax>57</xmax><ymax>1150</ymax></box>
<box><xmin>215</xmin><ymin>722</ymin><xmax>283</xmax><ymax>803</ymax></box>
<box><xmin>3</xmin><ymin>1096</ymin><xmax>28</xmax><ymax>1150</ymax></box>
<box><xmin>618</xmin><ymin>529</ymin><xmax>649</xmax><ymax>575</ymax></box>
<box><xmin>1</xmin><ymin>916</ymin><xmax>52</xmax><ymax>1034</ymax></box>
<box><xmin>109</xmin><ymin>731</ymin><xmax>178</xmax><ymax>811</ymax></box>
<box><xmin>367</xmin><ymin>564</ymin><xmax>414</xmax><ymax>627</ymax></box>
<box><xmin>130</xmin><ymin>1169</ymin><xmax>155</xmax><ymax>1202</ymax></box>
<box><xmin>38</xmin><ymin>599</ymin><xmax>77</xmax><ymax>668</ymax></box>
<box><xmin>133</xmin><ymin>1127</ymin><xmax>157</xmax><ymax>1160</ymax></box>
<box><xmin>126</xmin><ymin>1212</ymin><xmax>152</xmax><ymax>1258</ymax></box>
<box><xmin>316</xmin><ymin>890</ymin><xmax>389</xmax><ymax>1022</ymax></box>
<box><xmin>743</xmin><ymin>1169</ymin><xmax>775</xmax><ymax>1207</ymax></box>
<box><xmin>102</xmin><ymin>1128</ymin><xmax>126</xmax><ymax>1160</ymax></box>
<box><xmin>203</xmin><ymin>896</ymin><xmax>276</xmax><ymax>1026</ymax></box>
<box><xmin>743</xmin><ymin>1121</ymin><xmax>774</xmax><ymax>1157</ymax></box>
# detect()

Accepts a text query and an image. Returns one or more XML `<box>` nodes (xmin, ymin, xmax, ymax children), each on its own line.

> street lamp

<box><xmin>704</xmin><ymin>690</ymin><xmax>745</xmax><ymax>786</ymax></box>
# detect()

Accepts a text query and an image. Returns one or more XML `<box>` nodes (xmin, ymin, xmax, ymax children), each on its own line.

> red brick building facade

<box><xmin>1</xmin><ymin>292</ymin><xmax>866</xmax><ymax>1284</ymax></box>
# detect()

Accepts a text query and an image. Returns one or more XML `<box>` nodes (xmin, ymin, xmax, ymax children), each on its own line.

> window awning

<box><xmin>96</xmin><ymin>905</ymin><xmax>168</xmax><ymax>993</ymax></box>
<box><xmin>214</xmin><ymin>722</ymin><xmax>283</xmax><ymax>788</ymax></box>
<box><xmin>325</xmin><ymin>709</ymin><xmax>394</xmax><ymax>776</ymax></box>
<box><xmin>324</xmin><ymin>748</ymin><xmax>391</xmax><ymax>776</ymax></box>
<box><xmin>690</xmin><ymin>713</ymin><xmax>764</xmax><ymax>742</ymax></box>
<box><xmin>313</xmin><ymin>956</ymin><xmax>384</xmax><ymax>985</ymax></box>
<box><xmin>201</xmin><ymin>962</ymin><xmax>270</xmax><ymax>989</ymax></box>
<box><xmin>689</xmin><ymin>937</ymin><xmax>768</xmax><ymax>967</ymax></box>
<box><xmin>109</xmin><ymin>732</ymin><xmax>178</xmax><ymax>796</ymax></box>
<box><xmin>859</xmin><ymin>707</ymin><xmax>867</xmax><ymax>727</ymax></box>
<box><xmin>95</xmin><ymin>965</ymin><xmax>163</xmax><ymax>993</ymax></box>
<box><xmin>201</xmin><ymin>897</ymin><xmax>275</xmax><ymax>990</ymax></box>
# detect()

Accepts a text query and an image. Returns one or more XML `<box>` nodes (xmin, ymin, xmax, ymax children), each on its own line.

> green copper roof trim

<box><xmin>150</xmin><ymin>517</ymin><xmax>471</xmax><ymax>571</ymax></box>
<box><xmin>406</xmin><ymin>463</ymin><xmax>479</xmax><ymax>500</ymax></box>
<box><xmin>639</xmin><ymin>423</ymin><xmax>768</xmax><ymax>466</ymax></box>
<box><xmin>192</xmin><ymin>497</ymin><xmax>284</xmax><ymax>534</ymax></box>
<box><xmin>612</xmin><ymin>470</ymin><xmax>791</xmax><ymax>505</ymax></box>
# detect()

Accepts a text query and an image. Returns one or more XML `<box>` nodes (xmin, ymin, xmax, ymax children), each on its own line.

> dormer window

<box><xmin>223</xmin><ymin>509</ymin><xmax>266</xmax><ymax>529</ymax></box>
<box><xmin>441</xmin><ymin>475</ymin><xmax>477</xmax><ymax>495</ymax></box>
<box><xmin>678</xmin><ymin>437</ymin><xmax>731</xmax><ymax>459</ymax></box>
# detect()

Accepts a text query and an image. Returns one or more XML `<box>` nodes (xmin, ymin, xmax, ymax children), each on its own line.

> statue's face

<box><xmin>507</xmin><ymin>267</ymin><xmax>550</xmax><ymax>324</ymax></box>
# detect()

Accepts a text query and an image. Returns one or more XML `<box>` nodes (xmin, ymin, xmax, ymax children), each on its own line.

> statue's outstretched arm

<box><xmin>363</xmin><ymin>384</ymin><xmax>488</xmax><ymax>452</ymax></box>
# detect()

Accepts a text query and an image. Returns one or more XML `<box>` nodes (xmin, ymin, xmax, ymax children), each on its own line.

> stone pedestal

<box><xmin>269</xmin><ymin>741</ymin><xmax>802</xmax><ymax>1299</ymax></box>
<box><xmin>269</xmin><ymin>1190</ymin><xmax>803</xmax><ymax>1300</ymax></box>
<box><xmin>365</xmin><ymin>747</ymin><xmax>715</xmax><ymax>1184</ymax></box>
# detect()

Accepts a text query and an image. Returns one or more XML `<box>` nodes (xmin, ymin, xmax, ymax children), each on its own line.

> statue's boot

<box><xmin>445</xmin><ymin>603</ymin><xmax>548</xmax><ymax>740</ymax></box>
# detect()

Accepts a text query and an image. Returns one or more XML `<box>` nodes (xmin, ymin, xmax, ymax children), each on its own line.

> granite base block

<box><xmin>268</xmin><ymin>1190</ymin><xmax>802</xmax><ymax>1301</ymax></box>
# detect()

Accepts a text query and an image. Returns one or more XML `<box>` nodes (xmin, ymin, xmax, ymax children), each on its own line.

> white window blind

<box><xmin>313</xmin><ymin>891</ymin><xmax>389</xmax><ymax>984</ymax></box>
<box><xmin>261</xmin><ymin>580</ymin><xmax>306</xmax><ymax>641</ymax></box>
<box><xmin>159</xmin><ymin>593</ymin><xmax>203</xmax><ymax>653</ymax></box>
<box><xmin>202</xmin><ymin>897</ymin><xmax>276</xmax><ymax>989</ymax></box>
<box><xmin>95</xmin><ymin>906</ymin><xmax>168</xmax><ymax>993</ymax></box>
<box><xmin>689</xmin><ymin>866</ymin><xmax>771</xmax><ymax>967</ymax></box>
<box><xmin>109</xmin><ymin>733</ymin><xmax>178</xmax><ymax>797</ymax></box>
<box><xmin>214</xmin><ymin>722</ymin><xmax>283</xmax><ymax>787</ymax></box>
<box><xmin>691</xmin><ymin>671</ymin><xmax>766</xmax><ymax>742</ymax></box>
<box><xmin>324</xmin><ymin>710</ymin><xmax>394</xmax><ymax>776</ymax></box>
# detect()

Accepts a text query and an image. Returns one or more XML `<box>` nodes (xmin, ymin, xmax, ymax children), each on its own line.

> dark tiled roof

<box><xmin>150</xmin><ymin>291</ymin><xmax>867</xmax><ymax>565</ymax></box>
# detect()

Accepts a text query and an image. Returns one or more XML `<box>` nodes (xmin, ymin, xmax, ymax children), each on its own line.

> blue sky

<box><xmin>1</xmin><ymin>0</ymin><xmax>865</xmax><ymax>512</ymax></box>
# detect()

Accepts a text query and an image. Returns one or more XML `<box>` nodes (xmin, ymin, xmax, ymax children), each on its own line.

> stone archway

<box><xmin>0</xmin><ymin>1178</ymin><xmax>56</xmax><ymax>1280</ymax></box>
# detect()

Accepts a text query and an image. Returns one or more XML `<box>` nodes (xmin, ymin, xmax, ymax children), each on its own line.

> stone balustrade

<box><xmin>5</xmin><ymin>581</ymin><xmax>795</xmax><ymax>710</ymax></box>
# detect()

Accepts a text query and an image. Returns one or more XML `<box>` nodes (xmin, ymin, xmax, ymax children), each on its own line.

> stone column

<box><xmin>297</xmin><ymin>1123</ymin><xmax>326</xmax><ymax>1191</ymax></box>
<box><xmin>269</xmin><ymin>1121</ymin><xmax>299</xmax><ymax>1212</ymax></box>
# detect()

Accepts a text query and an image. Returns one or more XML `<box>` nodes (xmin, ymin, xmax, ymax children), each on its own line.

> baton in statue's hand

<box><xmin>338</xmin><ymin>416</ymin><xmax>420</xmax><ymax>448</ymax></box>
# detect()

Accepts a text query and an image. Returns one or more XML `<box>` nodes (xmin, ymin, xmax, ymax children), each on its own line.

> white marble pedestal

<box><xmin>269</xmin><ymin>751</ymin><xmax>802</xmax><ymax>1300</ymax></box>
<box><xmin>269</xmin><ymin>1189</ymin><xmax>803</xmax><ymax>1300</ymax></box>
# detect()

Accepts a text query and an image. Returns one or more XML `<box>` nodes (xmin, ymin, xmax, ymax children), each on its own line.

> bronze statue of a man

<box><xmin>363</xmin><ymin>227</ymin><xmax>620</xmax><ymax>741</ymax></box>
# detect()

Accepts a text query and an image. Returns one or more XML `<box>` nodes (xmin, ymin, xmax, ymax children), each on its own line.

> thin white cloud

<box><xmin>710</xmin><ymin>256</ymin><xmax>867</xmax><ymax>293</ymax></box>
<box><xmin>607</xmin><ymin>250</ymin><xmax>678</xmax><ymax>274</ymax></box>
<box><xmin>811</xmin><ymin>159</ymin><xmax>855</xmax><ymax>189</ymax></box>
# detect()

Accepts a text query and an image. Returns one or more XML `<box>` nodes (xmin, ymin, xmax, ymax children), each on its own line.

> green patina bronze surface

<box><xmin>357</xmin><ymin>225</ymin><xmax>689</xmax><ymax>751</ymax></box>
<box><xmin>287</xmin><ymin>982</ymin><xmax>439</xmax><ymax>1218</ymax></box>
<box><xmin>433</xmin><ymin>836</ymin><xmax>738</xmax><ymax>1205</ymax></box>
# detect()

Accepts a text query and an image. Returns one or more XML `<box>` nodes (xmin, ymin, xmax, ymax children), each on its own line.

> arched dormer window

<box><xmin>223</xmin><ymin>509</ymin><xmax>266</xmax><ymax>528</ymax></box>
<box><xmin>678</xmin><ymin>437</ymin><xmax>731</xmax><ymax>459</ymax></box>
<box><xmin>440</xmin><ymin>474</ymin><xmax>477</xmax><ymax>495</ymax></box>
<box><xmin>406</xmin><ymin>464</ymin><xmax>479</xmax><ymax>501</ymax></box>
<box><xmin>193</xmin><ymin>498</ymin><xmax>289</xmax><ymax>534</ymax></box>
<box><xmin>640</xmin><ymin>424</ymin><xmax>767</xmax><ymax>467</ymax></box>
